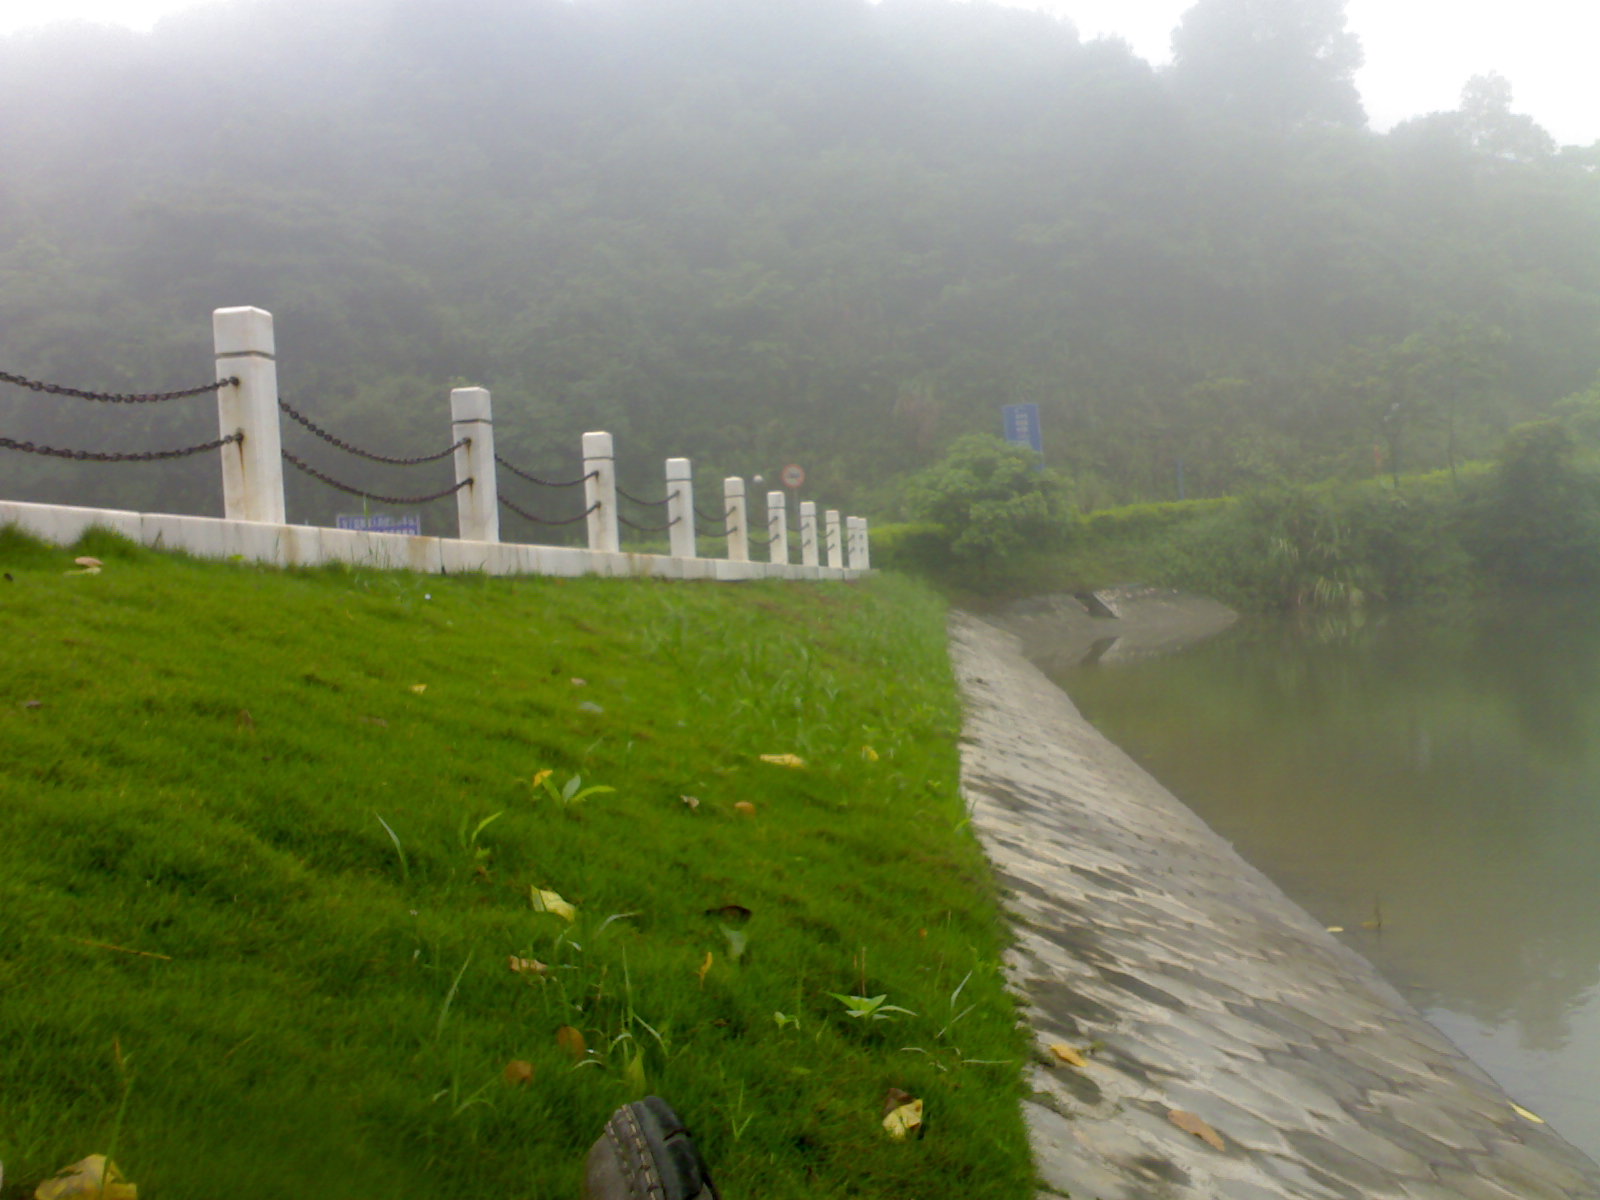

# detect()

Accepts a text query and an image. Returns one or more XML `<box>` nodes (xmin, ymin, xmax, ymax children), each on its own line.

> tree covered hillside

<box><xmin>2</xmin><ymin>0</ymin><xmax>1597</xmax><ymax>526</ymax></box>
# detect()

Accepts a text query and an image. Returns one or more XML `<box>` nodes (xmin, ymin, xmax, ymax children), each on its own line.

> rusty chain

<box><xmin>494</xmin><ymin>454</ymin><xmax>596</xmax><ymax>489</ymax></box>
<box><xmin>278</xmin><ymin>398</ymin><xmax>466</xmax><ymax>465</ymax></box>
<box><xmin>618</xmin><ymin>513</ymin><xmax>683</xmax><ymax>533</ymax></box>
<box><xmin>0</xmin><ymin>430</ymin><xmax>242</xmax><ymax>462</ymax></box>
<box><xmin>281</xmin><ymin>450</ymin><xmax>469</xmax><ymax>506</ymax></box>
<box><xmin>0</xmin><ymin>370</ymin><xmax>237</xmax><ymax>404</ymax></box>
<box><xmin>498</xmin><ymin>495</ymin><xmax>600</xmax><ymax>527</ymax></box>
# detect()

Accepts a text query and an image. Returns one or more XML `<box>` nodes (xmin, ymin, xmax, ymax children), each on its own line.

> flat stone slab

<box><xmin>950</xmin><ymin>613</ymin><xmax>1600</xmax><ymax>1200</ymax></box>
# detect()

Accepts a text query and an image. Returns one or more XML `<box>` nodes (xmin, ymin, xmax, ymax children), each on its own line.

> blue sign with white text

<box><xmin>336</xmin><ymin>512</ymin><xmax>423</xmax><ymax>536</ymax></box>
<box><xmin>1002</xmin><ymin>403</ymin><xmax>1043</xmax><ymax>456</ymax></box>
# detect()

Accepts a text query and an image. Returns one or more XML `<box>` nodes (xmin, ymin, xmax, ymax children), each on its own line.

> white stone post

<box><xmin>766</xmin><ymin>490</ymin><xmax>789</xmax><ymax>564</ymax></box>
<box><xmin>855</xmin><ymin>517</ymin><xmax>871</xmax><ymax>570</ymax></box>
<box><xmin>799</xmin><ymin>501</ymin><xmax>819</xmax><ymax>567</ymax></box>
<box><xmin>583</xmin><ymin>431</ymin><xmax>619</xmax><ymax>553</ymax></box>
<box><xmin>666</xmin><ymin>457</ymin><xmax>695</xmax><ymax>559</ymax></box>
<box><xmin>450</xmin><ymin>387</ymin><xmax>498</xmax><ymax>544</ymax></box>
<box><xmin>825</xmin><ymin>509</ymin><xmax>844</xmax><ymax>569</ymax></box>
<box><xmin>725</xmin><ymin>477</ymin><xmax>749</xmax><ymax>562</ymax></box>
<box><xmin>213</xmin><ymin>306</ymin><xmax>285</xmax><ymax>524</ymax></box>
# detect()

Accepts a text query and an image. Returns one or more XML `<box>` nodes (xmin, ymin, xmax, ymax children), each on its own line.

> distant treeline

<box><xmin>2</xmin><ymin>0</ymin><xmax>1598</xmax><ymax>528</ymax></box>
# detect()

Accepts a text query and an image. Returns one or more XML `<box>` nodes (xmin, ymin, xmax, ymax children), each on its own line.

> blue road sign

<box><xmin>1002</xmin><ymin>403</ymin><xmax>1043</xmax><ymax>456</ymax></box>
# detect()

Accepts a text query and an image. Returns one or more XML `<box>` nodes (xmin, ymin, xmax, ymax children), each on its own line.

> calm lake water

<box><xmin>1056</xmin><ymin>595</ymin><xmax>1600</xmax><ymax>1161</ymax></box>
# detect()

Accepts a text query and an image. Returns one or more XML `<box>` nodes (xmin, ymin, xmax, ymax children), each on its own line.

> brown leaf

<box><xmin>1048</xmin><ymin>1043</ymin><xmax>1089</xmax><ymax>1069</ymax></box>
<box><xmin>680</xmin><ymin>794</ymin><xmax>701</xmax><ymax>810</ymax></box>
<box><xmin>503</xmin><ymin>1059</ymin><xmax>535</xmax><ymax>1086</ymax></box>
<box><xmin>556</xmin><ymin>1025</ymin><xmax>587</xmax><ymax>1061</ymax></box>
<box><xmin>703</xmin><ymin>904</ymin><xmax>752</xmax><ymax>925</ymax></box>
<box><xmin>1167</xmin><ymin>1109</ymin><xmax>1226</xmax><ymax>1151</ymax></box>
<box><xmin>882</xmin><ymin>1087</ymin><xmax>914</xmax><ymax>1116</ymax></box>
<box><xmin>733</xmin><ymin>801</ymin><xmax>756</xmax><ymax>816</ymax></box>
<box><xmin>758</xmin><ymin>753</ymin><xmax>806</xmax><ymax>768</ymax></box>
<box><xmin>508</xmin><ymin>956</ymin><xmax>548</xmax><ymax>976</ymax></box>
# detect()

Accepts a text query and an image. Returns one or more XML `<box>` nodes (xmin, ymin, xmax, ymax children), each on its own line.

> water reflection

<box><xmin>1056</xmin><ymin>595</ymin><xmax>1600</xmax><ymax>1157</ymax></box>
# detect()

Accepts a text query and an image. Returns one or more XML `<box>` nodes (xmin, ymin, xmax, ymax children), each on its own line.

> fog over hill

<box><xmin>2</xmin><ymin>0</ymin><xmax>1597</xmax><ymax>524</ymax></box>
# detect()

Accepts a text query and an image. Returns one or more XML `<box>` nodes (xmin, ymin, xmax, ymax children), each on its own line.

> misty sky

<box><xmin>0</xmin><ymin>0</ymin><xmax>1594</xmax><ymax>147</ymax></box>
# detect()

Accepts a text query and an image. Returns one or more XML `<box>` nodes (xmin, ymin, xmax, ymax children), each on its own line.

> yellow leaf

<box><xmin>1511</xmin><ymin>1102</ymin><xmax>1546</xmax><ymax>1124</ymax></box>
<box><xmin>503</xmin><ymin>1059</ymin><xmax>535</xmax><ymax>1086</ymax></box>
<box><xmin>697</xmin><ymin>950</ymin><xmax>713</xmax><ymax>986</ymax></box>
<box><xmin>860</xmin><ymin>746</ymin><xmax>879</xmax><ymax>762</ymax></box>
<box><xmin>556</xmin><ymin>1025</ymin><xmax>588</xmax><ymax>1061</ymax></box>
<box><xmin>531</xmin><ymin>769</ymin><xmax>553</xmax><ymax>789</ymax></box>
<box><xmin>1326</xmin><ymin>926</ymin><xmax>1345</xmax><ymax>933</ymax></box>
<box><xmin>1168</xmin><ymin>1109</ymin><xmax>1226</xmax><ymax>1151</ymax></box>
<box><xmin>758</xmin><ymin>753</ymin><xmax>806</xmax><ymax>769</ymax></box>
<box><xmin>733</xmin><ymin>801</ymin><xmax>756</xmax><ymax>815</ymax></box>
<box><xmin>1048</xmin><ymin>1042</ymin><xmax>1089</xmax><ymax>1069</ymax></box>
<box><xmin>507</xmin><ymin>956</ymin><xmax>548</xmax><ymax>976</ymax></box>
<box><xmin>409</xmin><ymin>683</ymin><xmax>427</xmax><ymax>694</ymax></box>
<box><xmin>882</xmin><ymin>1098</ymin><xmax>924</xmax><ymax>1140</ymax></box>
<box><xmin>531</xmin><ymin>888</ymin><xmax>577</xmax><ymax>922</ymax></box>
<box><xmin>35</xmin><ymin>1155</ymin><xmax>137</xmax><ymax>1200</ymax></box>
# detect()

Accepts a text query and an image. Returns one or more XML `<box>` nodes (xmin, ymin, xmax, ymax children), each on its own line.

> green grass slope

<box><xmin>0</xmin><ymin>529</ymin><xmax>1030</xmax><ymax>1200</ymax></box>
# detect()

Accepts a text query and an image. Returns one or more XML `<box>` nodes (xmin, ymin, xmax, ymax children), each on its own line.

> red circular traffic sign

<box><xmin>781</xmin><ymin>463</ymin><xmax>805</xmax><ymax>489</ymax></box>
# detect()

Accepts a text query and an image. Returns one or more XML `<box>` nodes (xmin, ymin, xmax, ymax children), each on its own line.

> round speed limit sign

<box><xmin>781</xmin><ymin>463</ymin><xmax>805</xmax><ymax>489</ymax></box>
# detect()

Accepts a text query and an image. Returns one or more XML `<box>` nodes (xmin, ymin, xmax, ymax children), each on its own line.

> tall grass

<box><xmin>0</xmin><ymin>528</ymin><xmax>1030</xmax><ymax>1200</ymax></box>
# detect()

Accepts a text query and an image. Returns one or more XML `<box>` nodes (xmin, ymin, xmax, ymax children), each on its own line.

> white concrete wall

<box><xmin>0</xmin><ymin>500</ymin><xmax>868</xmax><ymax>582</ymax></box>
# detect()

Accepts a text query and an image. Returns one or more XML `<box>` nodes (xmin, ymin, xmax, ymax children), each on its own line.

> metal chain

<box><xmin>616</xmin><ymin>484</ymin><xmax>671</xmax><ymax>508</ymax></box>
<box><xmin>0</xmin><ymin>370</ymin><xmax>237</xmax><ymax>404</ymax></box>
<box><xmin>693</xmin><ymin>504</ymin><xmax>736</xmax><ymax>533</ymax></box>
<box><xmin>279</xmin><ymin>398</ymin><xmax>466</xmax><ymax>465</ymax></box>
<box><xmin>494</xmin><ymin>455</ymin><xmax>597</xmax><ymax>489</ymax></box>
<box><xmin>747</xmin><ymin>529</ymin><xmax>779</xmax><ymax>546</ymax></box>
<box><xmin>281</xmin><ymin>450</ymin><xmax>469</xmax><ymax>505</ymax></box>
<box><xmin>619</xmin><ymin>513</ymin><xmax>683</xmax><ymax>533</ymax></box>
<box><xmin>0</xmin><ymin>430</ymin><xmax>242</xmax><ymax>462</ymax></box>
<box><xmin>498</xmin><ymin>494</ymin><xmax>600</xmax><ymax>526</ymax></box>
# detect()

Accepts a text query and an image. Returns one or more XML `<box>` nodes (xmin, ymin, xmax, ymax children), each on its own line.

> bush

<box><xmin>900</xmin><ymin>435</ymin><xmax>1072</xmax><ymax>565</ymax></box>
<box><xmin>1461</xmin><ymin>420</ymin><xmax>1600</xmax><ymax>585</ymax></box>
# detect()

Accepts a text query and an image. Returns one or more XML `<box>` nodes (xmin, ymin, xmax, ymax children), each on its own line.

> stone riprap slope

<box><xmin>951</xmin><ymin>614</ymin><xmax>1600</xmax><ymax>1200</ymax></box>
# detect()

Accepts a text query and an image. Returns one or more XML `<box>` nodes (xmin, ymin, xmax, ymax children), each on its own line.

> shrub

<box><xmin>900</xmin><ymin>435</ymin><xmax>1072</xmax><ymax>565</ymax></box>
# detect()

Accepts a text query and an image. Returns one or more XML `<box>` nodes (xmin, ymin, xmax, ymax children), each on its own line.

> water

<box><xmin>1055</xmin><ymin>596</ymin><xmax>1600</xmax><ymax>1161</ymax></box>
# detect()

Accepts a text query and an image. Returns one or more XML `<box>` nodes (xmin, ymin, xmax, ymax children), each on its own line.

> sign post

<box><xmin>1002</xmin><ymin>403</ymin><xmax>1044</xmax><ymax>458</ymax></box>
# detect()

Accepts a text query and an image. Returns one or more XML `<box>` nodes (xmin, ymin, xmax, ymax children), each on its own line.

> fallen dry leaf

<box><xmin>860</xmin><ymin>745</ymin><xmax>879</xmax><ymax>762</ymax></box>
<box><xmin>882</xmin><ymin>1086</ymin><xmax>914</xmax><ymax>1115</ymax></box>
<box><xmin>556</xmin><ymin>1025</ymin><xmax>587</xmax><ymax>1061</ymax></box>
<box><xmin>1048</xmin><ymin>1042</ymin><xmax>1090</xmax><ymax>1069</ymax></box>
<box><xmin>409</xmin><ymin>683</ymin><xmax>427</xmax><ymax>694</ymax></box>
<box><xmin>503</xmin><ymin>1059</ymin><xmax>535</xmax><ymax>1086</ymax></box>
<box><xmin>1510</xmin><ymin>1102</ymin><xmax>1546</xmax><ymax>1124</ymax></box>
<box><xmin>507</xmin><ymin>956</ymin><xmax>548</xmax><ymax>976</ymax></box>
<box><xmin>697</xmin><ymin>950</ymin><xmax>713</xmax><ymax>986</ymax></box>
<box><xmin>1326</xmin><ymin>925</ymin><xmax>1345</xmax><ymax>933</ymax></box>
<box><xmin>34</xmin><ymin>1155</ymin><xmax>136</xmax><ymax>1200</ymax></box>
<box><xmin>570</xmin><ymin>678</ymin><xmax>587</xmax><ymax>687</ymax></box>
<box><xmin>758</xmin><ymin>753</ymin><xmax>806</xmax><ymax>769</ymax></box>
<box><xmin>531</xmin><ymin>888</ymin><xmax>577</xmax><ymax>922</ymax></box>
<box><xmin>1168</xmin><ymin>1109</ymin><xmax>1226</xmax><ymax>1151</ymax></box>
<box><xmin>733</xmin><ymin>801</ymin><xmax>756</xmax><ymax>816</ymax></box>
<box><xmin>680</xmin><ymin>794</ymin><xmax>701</xmax><ymax>810</ymax></box>
<box><xmin>882</xmin><ymin>1097</ymin><xmax>924</xmax><ymax>1140</ymax></box>
<box><xmin>73</xmin><ymin>557</ymin><xmax>102</xmax><ymax>569</ymax></box>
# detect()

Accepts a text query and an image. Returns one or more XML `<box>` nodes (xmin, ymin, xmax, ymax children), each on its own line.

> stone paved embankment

<box><xmin>951</xmin><ymin>613</ymin><xmax>1600</xmax><ymax>1200</ymax></box>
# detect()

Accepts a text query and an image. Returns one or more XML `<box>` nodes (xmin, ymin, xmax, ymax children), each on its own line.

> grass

<box><xmin>0</xmin><ymin>527</ymin><xmax>1032</xmax><ymax>1200</ymax></box>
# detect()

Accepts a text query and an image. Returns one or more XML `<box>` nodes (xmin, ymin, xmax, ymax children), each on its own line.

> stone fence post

<box><xmin>666</xmin><ymin>457</ymin><xmax>695</xmax><ymax>559</ymax></box>
<box><xmin>725</xmin><ymin>477</ymin><xmax>749</xmax><ymax>562</ymax></box>
<box><xmin>583</xmin><ymin>431</ymin><xmax>619</xmax><ymax>553</ymax></box>
<box><xmin>766</xmin><ymin>490</ymin><xmax>789</xmax><ymax>564</ymax></box>
<box><xmin>213</xmin><ymin>306</ymin><xmax>285</xmax><ymax>524</ymax></box>
<box><xmin>450</xmin><ymin>387</ymin><xmax>498</xmax><ymax>543</ymax></box>
<box><xmin>825</xmin><ymin>509</ymin><xmax>844</xmax><ymax>569</ymax></box>
<box><xmin>799</xmin><ymin>501</ymin><xmax>819</xmax><ymax>567</ymax></box>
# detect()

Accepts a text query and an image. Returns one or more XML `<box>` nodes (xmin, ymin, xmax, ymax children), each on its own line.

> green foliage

<box><xmin>1079</xmin><ymin>498</ymin><xmax>1234</xmax><ymax>542</ymax></box>
<box><xmin>1461</xmin><ymin>420</ymin><xmax>1600</xmax><ymax>585</ymax></box>
<box><xmin>867</xmin><ymin>521</ymin><xmax>952</xmax><ymax>572</ymax></box>
<box><xmin>0</xmin><ymin>541</ymin><xmax>1030</xmax><ymax>1200</ymax></box>
<box><xmin>901</xmin><ymin>435</ymin><xmax>1071</xmax><ymax>565</ymax></box>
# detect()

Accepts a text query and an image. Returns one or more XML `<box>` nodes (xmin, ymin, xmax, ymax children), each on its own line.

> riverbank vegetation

<box><xmin>0</xmin><ymin>530</ymin><xmax>1031</xmax><ymax>1200</ymax></box>
<box><xmin>879</xmin><ymin>378</ymin><xmax>1600</xmax><ymax>612</ymax></box>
